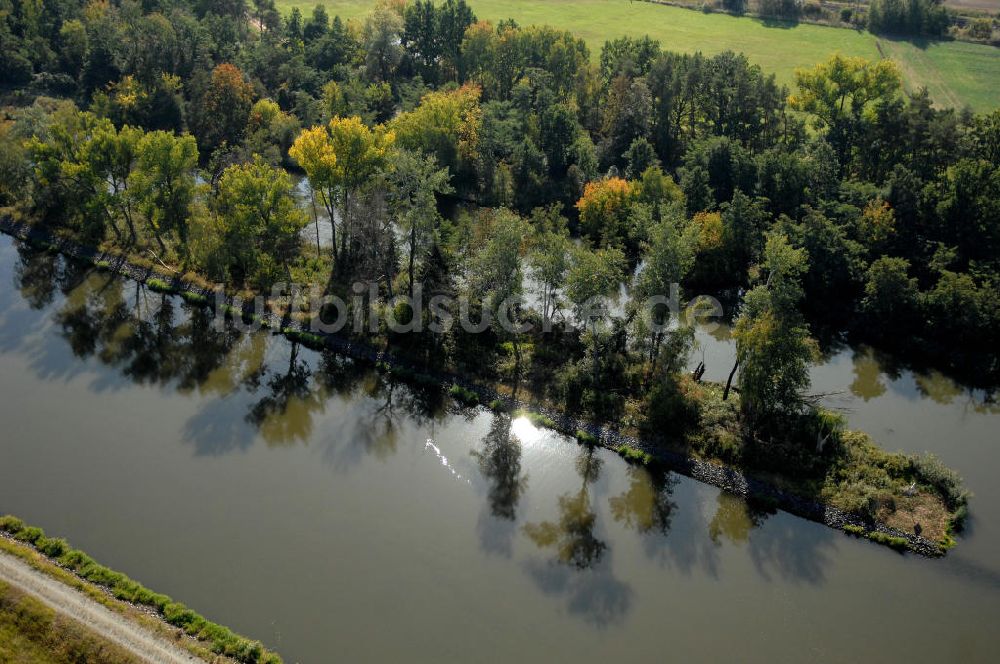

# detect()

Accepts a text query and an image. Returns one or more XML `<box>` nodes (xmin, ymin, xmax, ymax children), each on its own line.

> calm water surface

<box><xmin>0</xmin><ymin>235</ymin><xmax>997</xmax><ymax>663</ymax></box>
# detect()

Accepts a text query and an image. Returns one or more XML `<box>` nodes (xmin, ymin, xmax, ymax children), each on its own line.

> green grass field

<box><xmin>276</xmin><ymin>0</ymin><xmax>1000</xmax><ymax>112</ymax></box>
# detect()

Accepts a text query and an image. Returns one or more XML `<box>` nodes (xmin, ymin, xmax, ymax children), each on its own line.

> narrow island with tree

<box><xmin>2</xmin><ymin>0</ymin><xmax>991</xmax><ymax>556</ymax></box>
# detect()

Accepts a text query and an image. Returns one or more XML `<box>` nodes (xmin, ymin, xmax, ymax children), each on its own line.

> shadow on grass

<box><xmin>757</xmin><ymin>17</ymin><xmax>799</xmax><ymax>30</ymax></box>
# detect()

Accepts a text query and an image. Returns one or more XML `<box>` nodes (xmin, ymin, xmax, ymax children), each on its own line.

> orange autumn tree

<box><xmin>575</xmin><ymin>176</ymin><xmax>639</xmax><ymax>248</ymax></box>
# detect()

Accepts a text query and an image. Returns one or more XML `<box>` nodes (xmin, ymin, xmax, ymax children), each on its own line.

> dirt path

<box><xmin>0</xmin><ymin>550</ymin><xmax>199</xmax><ymax>663</ymax></box>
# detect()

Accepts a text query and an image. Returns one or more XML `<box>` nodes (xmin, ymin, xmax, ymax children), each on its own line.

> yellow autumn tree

<box><xmin>289</xmin><ymin>116</ymin><xmax>395</xmax><ymax>263</ymax></box>
<box><xmin>789</xmin><ymin>54</ymin><xmax>900</xmax><ymax>162</ymax></box>
<box><xmin>859</xmin><ymin>198</ymin><xmax>896</xmax><ymax>248</ymax></box>
<box><xmin>390</xmin><ymin>84</ymin><xmax>482</xmax><ymax>184</ymax></box>
<box><xmin>575</xmin><ymin>177</ymin><xmax>638</xmax><ymax>247</ymax></box>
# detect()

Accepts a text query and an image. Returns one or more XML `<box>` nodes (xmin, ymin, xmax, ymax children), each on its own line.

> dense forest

<box><xmin>0</xmin><ymin>0</ymin><xmax>992</xmax><ymax>537</ymax></box>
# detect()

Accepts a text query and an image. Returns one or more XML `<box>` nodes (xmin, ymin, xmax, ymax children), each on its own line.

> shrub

<box><xmin>147</xmin><ymin>277</ymin><xmax>176</xmax><ymax>294</ymax></box>
<box><xmin>843</xmin><ymin>524</ymin><xmax>909</xmax><ymax>551</ymax></box>
<box><xmin>515</xmin><ymin>410</ymin><xmax>556</xmax><ymax>429</ymax></box>
<box><xmin>180</xmin><ymin>290</ymin><xmax>209</xmax><ymax>305</ymax></box>
<box><xmin>0</xmin><ymin>515</ymin><xmax>25</xmax><ymax>534</ymax></box>
<box><xmin>968</xmin><ymin>19</ymin><xmax>993</xmax><ymax>41</ymax></box>
<box><xmin>449</xmin><ymin>384</ymin><xmax>480</xmax><ymax>407</ymax></box>
<box><xmin>867</xmin><ymin>530</ymin><xmax>909</xmax><ymax>551</ymax></box>
<box><xmin>950</xmin><ymin>503</ymin><xmax>969</xmax><ymax>532</ymax></box>
<box><xmin>14</xmin><ymin>526</ymin><xmax>44</xmax><ymax>544</ymax></box>
<box><xmin>488</xmin><ymin>399</ymin><xmax>507</xmax><ymax>412</ymax></box>
<box><xmin>283</xmin><ymin>328</ymin><xmax>327</xmax><ymax>350</ymax></box>
<box><xmin>575</xmin><ymin>429</ymin><xmax>598</xmax><ymax>445</ymax></box>
<box><xmin>58</xmin><ymin>548</ymin><xmax>96</xmax><ymax>570</ymax></box>
<box><xmin>616</xmin><ymin>445</ymin><xmax>653</xmax><ymax>466</ymax></box>
<box><xmin>35</xmin><ymin>536</ymin><xmax>68</xmax><ymax>558</ymax></box>
<box><xmin>910</xmin><ymin>453</ymin><xmax>969</xmax><ymax>510</ymax></box>
<box><xmin>801</xmin><ymin>1</ymin><xmax>823</xmax><ymax>19</ymax></box>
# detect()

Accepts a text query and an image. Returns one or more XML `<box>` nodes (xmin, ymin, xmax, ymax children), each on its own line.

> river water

<box><xmin>0</xmin><ymin>234</ymin><xmax>997</xmax><ymax>663</ymax></box>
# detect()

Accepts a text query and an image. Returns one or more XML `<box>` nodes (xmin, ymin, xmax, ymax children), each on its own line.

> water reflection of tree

<box><xmin>12</xmin><ymin>243</ymin><xmax>456</xmax><ymax>459</ymax></box>
<box><xmin>52</xmin><ymin>275</ymin><xmax>241</xmax><ymax>389</ymax></box>
<box><xmin>707</xmin><ymin>492</ymin><xmax>771</xmax><ymax>546</ymax></box>
<box><xmin>849</xmin><ymin>347</ymin><xmax>888</xmax><ymax>402</ymax></box>
<box><xmin>14</xmin><ymin>245</ymin><xmax>85</xmax><ymax>309</ymax></box>
<box><xmin>849</xmin><ymin>346</ymin><xmax>999</xmax><ymax>413</ymax></box>
<box><xmin>472</xmin><ymin>414</ymin><xmax>527</xmax><ymax>521</ymax></box>
<box><xmin>520</xmin><ymin>445</ymin><xmax>634</xmax><ymax>624</ymax></box>
<box><xmin>524</xmin><ymin>446</ymin><xmax>606</xmax><ymax>569</ymax></box>
<box><xmin>245</xmin><ymin>340</ymin><xmax>323</xmax><ymax>445</ymax></box>
<box><xmin>609</xmin><ymin>467</ymin><xmax>677</xmax><ymax>536</ymax></box>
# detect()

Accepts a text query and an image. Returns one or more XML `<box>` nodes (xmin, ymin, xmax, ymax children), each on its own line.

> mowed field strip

<box><xmin>276</xmin><ymin>0</ymin><xmax>1000</xmax><ymax>112</ymax></box>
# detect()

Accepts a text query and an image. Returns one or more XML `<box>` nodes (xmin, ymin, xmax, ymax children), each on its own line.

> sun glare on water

<box><xmin>510</xmin><ymin>416</ymin><xmax>544</xmax><ymax>446</ymax></box>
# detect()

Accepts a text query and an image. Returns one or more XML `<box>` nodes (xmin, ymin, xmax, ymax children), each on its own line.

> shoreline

<box><xmin>0</xmin><ymin>532</ymin><xmax>232</xmax><ymax>663</ymax></box>
<box><xmin>0</xmin><ymin>215</ymin><xmax>947</xmax><ymax>557</ymax></box>
<box><xmin>0</xmin><ymin>520</ymin><xmax>281</xmax><ymax>664</ymax></box>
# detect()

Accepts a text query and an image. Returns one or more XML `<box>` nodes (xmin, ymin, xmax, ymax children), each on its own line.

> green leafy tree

<box><xmin>211</xmin><ymin>156</ymin><xmax>307</xmax><ymax>287</ymax></box>
<box><xmin>387</xmin><ymin>149</ymin><xmax>454</xmax><ymax>298</ymax></box>
<box><xmin>87</xmin><ymin>121</ymin><xmax>144</xmax><ymax>244</ymax></box>
<box><xmin>778</xmin><ymin>207</ymin><xmax>865</xmax><ymax>315</ymax></box>
<box><xmin>565</xmin><ymin>244</ymin><xmax>627</xmax><ymax>397</ymax></box>
<box><xmin>601</xmin><ymin>76</ymin><xmax>653</xmax><ymax>169</ymax></box>
<box><xmin>624</xmin><ymin>137</ymin><xmax>660</xmax><ymax>180</ymax></box>
<box><xmin>363</xmin><ymin>5</ymin><xmax>404</xmax><ymax>82</ymax></box>
<box><xmin>289</xmin><ymin>116</ymin><xmax>395</xmax><ymax>269</ymax></box>
<box><xmin>191</xmin><ymin>63</ymin><xmax>255</xmax><ymax>154</ymax></box>
<box><xmin>600</xmin><ymin>36</ymin><xmax>661</xmax><ymax>82</ymax></box>
<box><xmin>131</xmin><ymin>130</ymin><xmax>199</xmax><ymax>251</ymax></box>
<box><xmin>391</xmin><ymin>84</ymin><xmax>482</xmax><ymax>192</ymax></box>
<box><xmin>731</xmin><ymin>233</ymin><xmax>817</xmax><ymax>431</ymax></box>
<box><xmin>527</xmin><ymin>207</ymin><xmax>572</xmax><ymax>322</ymax></box>
<box><xmin>789</xmin><ymin>55</ymin><xmax>901</xmax><ymax>166</ymax></box>
<box><xmin>467</xmin><ymin>209</ymin><xmax>531</xmax><ymax>368</ymax></box>
<box><xmin>634</xmin><ymin>204</ymin><xmax>698</xmax><ymax>370</ymax></box>
<box><xmin>860</xmin><ymin>256</ymin><xmax>920</xmax><ymax>334</ymax></box>
<box><xmin>565</xmin><ymin>245</ymin><xmax>627</xmax><ymax>329</ymax></box>
<box><xmin>719</xmin><ymin>190</ymin><xmax>770</xmax><ymax>279</ymax></box>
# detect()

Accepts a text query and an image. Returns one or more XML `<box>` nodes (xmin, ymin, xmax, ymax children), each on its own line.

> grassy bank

<box><xmin>0</xmin><ymin>516</ymin><xmax>282</xmax><ymax>664</ymax></box>
<box><xmin>277</xmin><ymin>0</ymin><xmax>1000</xmax><ymax>111</ymax></box>
<box><xmin>0</xmin><ymin>580</ymin><xmax>140</xmax><ymax>664</ymax></box>
<box><xmin>658</xmin><ymin>381</ymin><xmax>968</xmax><ymax>549</ymax></box>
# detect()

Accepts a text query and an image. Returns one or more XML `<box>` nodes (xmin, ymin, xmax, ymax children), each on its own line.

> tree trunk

<box><xmin>108</xmin><ymin>218</ymin><xmax>123</xmax><ymax>243</ymax></box>
<box><xmin>310</xmin><ymin>188</ymin><xmax>321</xmax><ymax>257</ymax></box>
<box><xmin>123</xmin><ymin>209</ymin><xmax>138</xmax><ymax>245</ymax></box>
<box><xmin>408</xmin><ymin>225</ymin><xmax>417</xmax><ymax>299</ymax></box>
<box><xmin>723</xmin><ymin>360</ymin><xmax>739</xmax><ymax>401</ymax></box>
<box><xmin>324</xmin><ymin>195</ymin><xmax>337</xmax><ymax>267</ymax></box>
<box><xmin>339</xmin><ymin>190</ymin><xmax>350</xmax><ymax>269</ymax></box>
<box><xmin>590</xmin><ymin>320</ymin><xmax>601</xmax><ymax>391</ymax></box>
